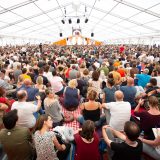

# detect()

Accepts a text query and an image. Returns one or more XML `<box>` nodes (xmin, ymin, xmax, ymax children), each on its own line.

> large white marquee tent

<box><xmin>0</xmin><ymin>0</ymin><xmax>160</xmax><ymax>45</ymax></box>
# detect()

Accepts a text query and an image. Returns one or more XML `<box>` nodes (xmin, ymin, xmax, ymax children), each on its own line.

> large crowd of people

<box><xmin>0</xmin><ymin>44</ymin><xmax>160</xmax><ymax>160</ymax></box>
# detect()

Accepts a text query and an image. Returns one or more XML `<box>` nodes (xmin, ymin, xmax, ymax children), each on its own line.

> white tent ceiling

<box><xmin>0</xmin><ymin>0</ymin><xmax>160</xmax><ymax>43</ymax></box>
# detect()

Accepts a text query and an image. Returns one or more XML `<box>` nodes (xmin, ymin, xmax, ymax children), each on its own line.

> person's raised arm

<box><xmin>35</xmin><ymin>95</ymin><xmax>42</xmax><ymax>111</ymax></box>
<box><xmin>134</xmin><ymin>98</ymin><xmax>144</xmax><ymax>112</ymax></box>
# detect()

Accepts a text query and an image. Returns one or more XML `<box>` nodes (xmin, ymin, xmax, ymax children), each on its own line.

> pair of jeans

<box><xmin>77</xmin><ymin>115</ymin><xmax>106</xmax><ymax>127</ymax></box>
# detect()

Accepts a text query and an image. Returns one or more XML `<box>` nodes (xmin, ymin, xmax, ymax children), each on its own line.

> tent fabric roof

<box><xmin>0</xmin><ymin>0</ymin><xmax>160</xmax><ymax>42</ymax></box>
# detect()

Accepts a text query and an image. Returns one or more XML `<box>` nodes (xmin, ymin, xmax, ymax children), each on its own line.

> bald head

<box><xmin>115</xmin><ymin>90</ymin><xmax>124</xmax><ymax>101</ymax></box>
<box><xmin>23</xmin><ymin>79</ymin><xmax>32</xmax><ymax>86</ymax></box>
<box><xmin>127</xmin><ymin>77</ymin><xmax>134</xmax><ymax>86</ymax></box>
<box><xmin>17</xmin><ymin>90</ymin><xmax>27</xmax><ymax>101</ymax></box>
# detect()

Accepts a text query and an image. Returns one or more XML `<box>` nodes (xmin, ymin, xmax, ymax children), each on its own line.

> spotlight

<box><xmin>85</xmin><ymin>18</ymin><xmax>88</xmax><ymax>23</ymax></box>
<box><xmin>60</xmin><ymin>33</ymin><xmax>63</xmax><ymax>37</ymax></box>
<box><xmin>61</xmin><ymin>19</ymin><xmax>65</xmax><ymax>24</ymax></box>
<box><xmin>91</xmin><ymin>32</ymin><xmax>94</xmax><ymax>37</ymax></box>
<box><xmin>77</xmin><ymin>18</ymin><xmax>80</xmax><ymax>23</ymax></box>
<box><xmin>68</xmin><ymin>19</ymin><xmax>72</xmax><ymax>24</ymax></box>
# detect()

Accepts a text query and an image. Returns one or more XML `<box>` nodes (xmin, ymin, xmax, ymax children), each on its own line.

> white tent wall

<box><xmin>0</xmin><ymin>0</ymin><xmax>159</xmax><ymax>45</ymax></box>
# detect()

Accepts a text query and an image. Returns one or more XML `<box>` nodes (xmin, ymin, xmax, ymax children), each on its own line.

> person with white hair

<box><xmin>135</xmin><ymin>68</ymin><xmax>151</xmax><ymax>88</ymax></box>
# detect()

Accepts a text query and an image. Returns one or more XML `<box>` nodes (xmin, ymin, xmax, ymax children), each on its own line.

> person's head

<box><xmin>45</xmin><ymin>88</ymin><xmax>54</xmax><ymax>98</ymax></box>
<box><xmin>52</xmin><ymin>70</ymin><xmax>57</xmax><ymax>76</ymax></box>
<box><xmin>92</xmin><ymin>70</ymin><xmax>100</xmax><ymax>81</ymax></box>
<box><xmin>17</xmin><ymin>64</ymin><xmax>21</xmax><ymax>70</ymax></box>
<box><xmin>76</xmin><ymin>72</ymin><xmax>81</xmax><ymax>79</ymax></box>
<box><xmin>114</xmin><ymin>67</ymin><xmax>118</xmax><ymax>71</ymax></box>
<box><xmin>17</xmin><ymin>75</ymin><xmax>24</xmax><ymax>83</ymax></box>
<box><xmin>35</xmin><ymin>115</ymin><xmax>53</xmax><ymax>131</ymax></box>
<box><xmin>80</xmin><ymin>120</ymin><xmax>95</xmax><ymax>142</ymax></box>
<box><xmin>16</xmin><ymin>90</ymin><xmax>27</xmax><ymax>101</ymax></box>
<box><xmin>83</xmin><ymin>69</ymin><xmax>89</xmax><ymax>76</ymax></box>
<box><xmin>23</xmin><ymin>79</ymin><xmax>32</xmax><ymax>86</ymax></box>
<box><xmin>127</xmin><ymin>77</ymin><xmax>134</xmax><ymax>86</ymax></box>
<box><xmin>0</xmin><ymin>87</ymin><xmax>6</xmax><ymax>97</ymax></box>
<box><xmin>107</xmin><ymin>78</ymin><xmax>115</xmax><ymax>87</ymax></box>
<box><xmin>3</xmin><ymin>109</ymin><xmax>18</xmax><ymax>130</ymax></box>
<box><xmin>68</xmin><ymin>79</ymin><xmax>78</xmax><ymax>89</ymax></box>
<box><xmin>148</xmin><ymin>96</ymin><xmax>159</xmax><ymax>109</ymax></box>
<box><xmin>132</xmin><ymin>63</ymin><xmax>137</xmax><ymax>68</ymax></box>
<box><xmin>38</xmin><ymin>68</ymin><xmax>44</xmax><ymax>75</ymax></box>
<box><xmin>124</xmin><ymin>121</ymin><xmax>140</xmax><ymax>141</ymax></box>
<box><xmin>22</xmin><ymin>68</ymin><xmax>27</xmax><ymax>74</ymax></box>
<box><xmin>44</xmin><ymin>65</ymin><xmax>50</xmax><ymax>73</ymax></box>
<box><xmin>108</xmin><ymin>72</ymin><xmax>113</xmax><ymax>79</ymax></box>
<box><xmin>87</xmin><ymin>89</ymin><xmax>97</xmax><ymax>101</ymax></box>
<box><xmin>149</xmin><ymin>78</ymin><xmax>157</xmax><ymax>86</ymax></box>
<box><xmin>143</xmin><ymin>68</ymin><xmax>149</xmax><ymax>74</ymax></box>
<box><xmin>115</xmin><ymin>90</ymin><xmax>124</xmax><ymax>101</ymax></box>
<box><xmin>36</xmin><ymin>76</ymin><xmax>43</xmax><ymax>85</ymax></box>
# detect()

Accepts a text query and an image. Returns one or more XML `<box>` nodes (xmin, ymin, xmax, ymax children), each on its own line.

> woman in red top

<box><xmin>74</xmin><ymin>120</ymin><xmax>100</xmax><ymax>160</ymax></box>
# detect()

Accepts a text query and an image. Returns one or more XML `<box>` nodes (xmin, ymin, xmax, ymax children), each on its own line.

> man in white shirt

<box><xmin>102</xmin><ymin>90</ymin><xmax>131</xmax><ymax>131</ymax></box>
<box><xmin>11</xmin><ymin>90</ymin><xmax>41</xmax><ymax>129</ymax></box>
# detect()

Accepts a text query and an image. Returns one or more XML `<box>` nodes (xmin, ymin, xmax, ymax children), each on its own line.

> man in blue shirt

<box><xmin>136</xmin><ymin>69</ymin><xmax>151</xmax><ymax>88</ymax></box>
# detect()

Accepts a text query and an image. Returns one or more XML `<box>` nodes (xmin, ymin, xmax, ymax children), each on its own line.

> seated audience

<box><xmin>64</xmin><ymin>79</ymin><xmax>80</xmax><ymax>111</ymax></box>
<box><xmin>139</xmin><ymin>135</ymin><xmax>160</xmax><ymax>160</ymax></box>
<box><xmin>0</xmin><ymin>109</ymin><xmax>34</xmax><ymax>159</ymax></box>
<box><xmin>44</xmin><ymin>89</ymin><xmax>63</xmax><ymax>127</ymax></box>
<box><xmin>78</xmin><ymin>90</ymin><xmax>105</xmax><ymax>127</ymax></box>
<box><xmin>102</xmin><ymin>90</ymin><xmax>131</xmax><ymax>131</ymax></box>
<box><xmin>11</xmin><ymin>90</ymin><xmax>42</xmax><ymax>129</ymax></box>
<box><xmin>34</xmin><ymin>114</ymin><xmax>70</xmax><ymax>160</ymax></box>
<box><xmin>120</xmin><ymin>77</ymin><xmax>137</xmax><ymax>108</ymax></box>
<box><xmin>17</xmin><ymin>79</ymin><xmax>39</xmax><ymax>101</ymax></box>
<box><xmin>102</xmin><ymin>121</ymin><xmax>142</xmax><ymax>160</ymax></box>
<box><xmin>134</xmin><ymin>96</ymin><xmax>160</xmax><ymax>140</ymax></box>
<box><xmin>74</xmin><ymin>120</ymin><xmax>100</xmax><ymax>160</ymax></box>
<box><xmin>103</xmin><ymin>78</ymin><xmax>116</xmax><ymax>103</ymax></box>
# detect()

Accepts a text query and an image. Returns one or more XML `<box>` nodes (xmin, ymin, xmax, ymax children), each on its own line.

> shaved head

<box><xmin>23</xmin><ymin>79</ymin><xmax>32</xmax><ymax>86</ymax></box>
<box><xmin>127</xmin><ymin>77</ymin><xmax>134</xmax><ymax>86</ymax></box>
<box><xmin>115</xmin><ymin>90</ymin><xmax>124</xmax><ymax>101</ymax></box>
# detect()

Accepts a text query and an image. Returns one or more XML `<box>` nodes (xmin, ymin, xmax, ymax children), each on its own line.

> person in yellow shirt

<box><xmin>21</xmin><ymin>68</ymin><xmax>31</xmax><ymax>81</ymax></box>
<box><xmin>111</xmin><ymin>67</ymin><xmax>122</xmax><ymax>85</ymax></box>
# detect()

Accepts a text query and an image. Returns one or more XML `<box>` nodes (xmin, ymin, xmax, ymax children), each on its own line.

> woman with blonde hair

<box><xmin>34</xmin><ymin>76</ymin><xmax>46</xmax><ymax>92</ymax></box>
<box><xmin>77</xmin><ymin>89</ymin><xmax>105</xmax><ymax>127</ymax></box>
<box><xmin>63</xmin><ymin>79</ymin><xmax>80</xmax><ymax>111</ymax></box>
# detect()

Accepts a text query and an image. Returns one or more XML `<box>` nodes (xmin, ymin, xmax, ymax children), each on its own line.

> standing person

<box><xmin>74</xmin><ymin>120</ymin><xmax>100</xmax><ymax>160</ymax></box>
<box><xmin>102</xmin><ymin>121</ymin><xmax>142</xmax><ymax>160</ymax></box>
<box><xmin>34</xmin><ymin>114</ymin><xmax>70</xmax><ymax>160</ymax></box>
<box><xmin>0</xmin><ymin>109</ymin><xmax>34</xmax><ymax>160</ymax></box>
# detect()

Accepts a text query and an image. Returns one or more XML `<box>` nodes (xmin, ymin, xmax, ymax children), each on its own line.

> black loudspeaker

<box><xmin>60</xmin><ymin>33</ymin><xmax>62</xmax><ymax>37</ymax></box>
<box><xmin>68</xmin><ymin>19</ymin><xmax>72</xmax><ymax>24</ymax></box>
<box><xmin>91</xmin><ymin>33</ymin><xmax>94</xmax><ymax>37</ymax></box>
<box><xmin>77</xmin><ymin>18</ymin><xmax>80</xmax><ymax>23</ymax></box>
